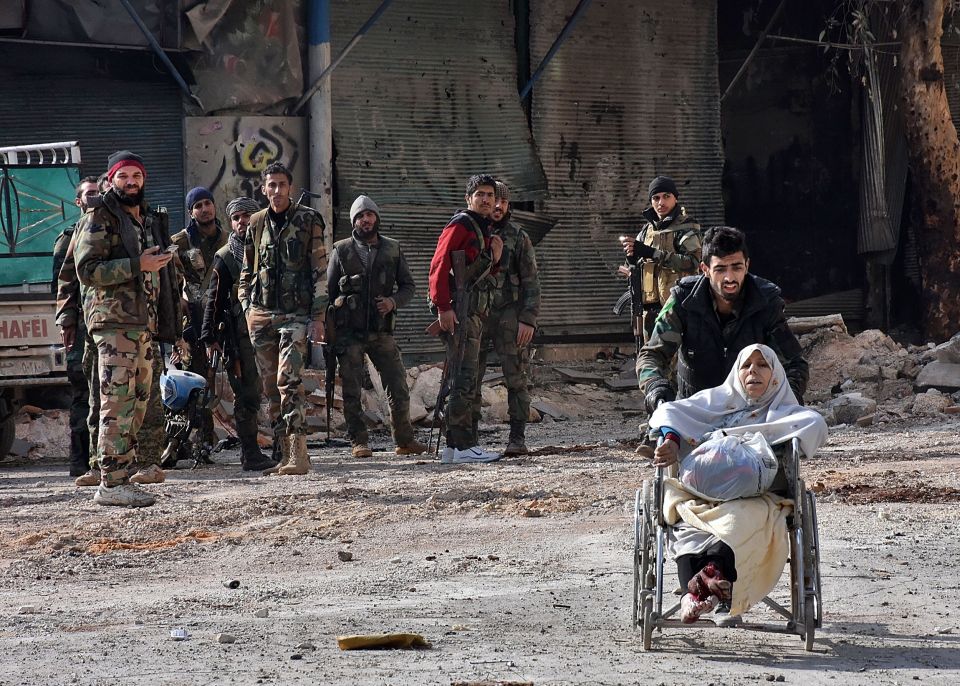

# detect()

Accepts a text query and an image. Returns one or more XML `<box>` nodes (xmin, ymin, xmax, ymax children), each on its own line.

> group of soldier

<box><xmin>53</xmin><ymin>154</ymin><xmax>542</xmax><ymax>507</ymax></box>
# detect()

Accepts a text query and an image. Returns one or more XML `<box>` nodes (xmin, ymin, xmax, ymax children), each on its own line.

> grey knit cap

<box><xmin>350</xmin><ymin>194</ymin><xmax>381</xmax><ymax>223</ymax></box>
<box><xmin>225</xmin><ymin>197</ymin><xmax>261</xmax><ymax>217</ymax></box>
<box><xmin>494</xmin><ymin>181</ymin><xmax>510</xmax><ymax>201</ymax></box>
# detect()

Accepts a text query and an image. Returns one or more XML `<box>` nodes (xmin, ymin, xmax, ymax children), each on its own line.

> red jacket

<box><xmin>429</xmin><ymin>212</ymin><xmax>496</xmax><ymax>312</ymax></box>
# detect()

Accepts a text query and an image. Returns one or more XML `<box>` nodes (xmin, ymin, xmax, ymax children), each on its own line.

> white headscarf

<box><xmin>649</xmin><ymin>344</ymin><xmax>828</xmax><ymax>458</ymax></box>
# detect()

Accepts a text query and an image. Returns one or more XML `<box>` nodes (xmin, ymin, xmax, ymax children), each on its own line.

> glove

<box><xmin>634</xmin><ymin>242</ymin><xmax>656</xmax><ymax>260</ymax></box>
<box><xmin>644</xmin><ymin>380</ymin><xmax>676</xmax><ymax>414</ymax></box>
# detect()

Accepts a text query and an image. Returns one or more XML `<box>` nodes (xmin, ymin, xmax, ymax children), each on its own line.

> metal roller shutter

<box><xmin>0</xmin><ymin>77</ymin><xmax>185</xmax><ymax>232</ymax></box>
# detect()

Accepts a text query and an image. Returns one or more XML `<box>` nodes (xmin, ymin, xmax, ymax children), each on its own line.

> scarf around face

<box><xmin>228</xmin><ymin>231</ymin><xmax>245</xmax><ymax>265</ymax></box>
<box><xmin>649</xmin><ymin>344</ymin><xmax>828</xmax><ymax>459</ymax></box>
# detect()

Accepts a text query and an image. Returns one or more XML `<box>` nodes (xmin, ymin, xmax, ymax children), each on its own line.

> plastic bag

<box><xmin>678</xmin><ymin>432</ymin><xmax>778</xmax><ymax>501</ymax></box>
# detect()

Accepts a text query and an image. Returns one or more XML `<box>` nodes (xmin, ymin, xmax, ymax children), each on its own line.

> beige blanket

<box><xmin>662</xmin><ymin>478</ymin><xmax>793</xmax><ymax>616</ymax></box>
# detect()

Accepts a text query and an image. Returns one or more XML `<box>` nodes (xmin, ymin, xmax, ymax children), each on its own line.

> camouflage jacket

<box><xmin>627</xmin><ymin>207</ymin><xmax>701</xmax><ymax>307</ymax></box>
<box><xmin>54</xmin><ymin>225</ymin><xmax>82</xmax><ymax>329</ymax></box>
<box><xmin>636</xmin><ymin>273</ymin><xmax>809</xmax><ymax>402</ymax></box>
<box><xmin>171</xmin><ymin>220</ymin><xmax>227</xmax><ymax>305</ymax></box>
<box><xmin>490</xmin><ymin>218</ymin><xmax>540</xmax><ymax>328</ymax></box>
<box><xmin>74</xmin><ymin>190</ymin><xmax>180</xmax><ymax>338</ymax></box>
<box><xmin>238</xmin><ymin>203</ymin><xmax>328</xmax><ymax>318</ymax></box>
<box><xmin>327</xmin><ymin>231</ymin><xmax>416</xmax><ymax>335</ymax></box>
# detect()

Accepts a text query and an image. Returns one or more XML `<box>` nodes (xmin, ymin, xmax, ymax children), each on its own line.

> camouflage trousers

<box><xmin>474</xmin><ymin>306</ymin><xmax>531</xmax><ymax>429</ymax></box>
<box><xmin>66</xmin><ymin>334</ymin><xmax>90</xmax><ymax>470</ymax></box>
<box><xmin>247</xmin><ymin>308</ymin><xmax>307</xmax><ymax>438</ymax></box>
<box><xmin>444</xmin><ymin>312</ymin><xmax>483</xmax><ymax>450</ymax></box>
<box><xmin>227</xmin><ymin>332</ymin><xmax>262</xmax><ymax>442</ymax></box>
<box><xmin>82</xmin><ymin>332</ymin><xmax>99</xmax><ymax>469</ymax></box>
<box><xmin>336</xmin><ymin>332</ymin><xmax>415</xmax><ymax>447</ymax></box>
<box><xmin>92</xmin><ymin>330</ymin><xmax>154</xmax><ymax>487</ymax></box>
<box><xmin>136</xmin><ymin>343</ymin><xmax>166</xmax><ymax>468</ymax></box>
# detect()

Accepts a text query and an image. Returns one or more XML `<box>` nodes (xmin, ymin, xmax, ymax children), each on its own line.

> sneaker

<box><xmin>130</xmin><ymin>464</ymin><xmax>166</xmax><ymax>484</ymax></box>
<box><xmin>94</xmin><ymin>483</ymin><xmax>156</xmax><ymax>508</ymax></box>
<box><xmin>396</xmin><ymin>439</ymin><xmax>428</xmax><ymax>456</ymax></box>
<box><xmin>440</xmin><ymin>446</ymin><xmax>502</xmax><ymax>464</ymax></box>
<box><xmin>74</xmin><ymin>470</ymin><xmax>100</xmax><ymax>487</ymax></box>
<box><xmin>352</xmin><ymin>444</ymin><xmax>373</xmax><ymax>458</ymax></box>
<box><xmin>440</xmin><ymin>446</ymin><xmax>455</xmax><ymax>463</ymax></box>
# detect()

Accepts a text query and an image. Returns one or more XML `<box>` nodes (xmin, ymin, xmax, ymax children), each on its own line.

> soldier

<box><xmin>170</xmin><ymin>186</ymin><xmax>227</xmax><ymax>448</ymax></box>
<box><xmin>74</xmin><ymin>150</ymin><xmax>181</xmax><ymax>507</ymax></box>
<box><xmin>473</xmin><ymin>181</ymin><xmax>540</xmax><ymax>456</ymax></box>
<box><xmin>428</xmin><ymin>173</ymin><xmax>503</xmax><ymax>464</ymax></box>
<box><xmin>618</xmin><ymin>175</ymin><xmax>701</xmax><ymax>344</ymax></box>
<box><xmin>327</xmin><ymin>195</ymin><xmax>427</xmax><ymax>459</ymax></box>
<box><xmin>201</xmin><ymin>196</ymin><xmax>276</xmax><ymax>472</ymax></box>
<box><xmin>238</xmin><ymin>162</ymin><xmax>327</xmax><ymax>476</ymax></box>
<box><xmin>637</xmin><ymin>226</ymin><xmax>809</xmax><ymax>412</ymax></box>
<box><xmin>52</xmin><ymin>176</ymin><xmax>99</xmax><ymax>477</ymax></box>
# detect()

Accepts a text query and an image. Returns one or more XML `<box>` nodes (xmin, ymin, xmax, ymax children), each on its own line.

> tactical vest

<box><xmin>331</xmin><ymin>235</ymin><xmax>403</xmax><ymax>334</ymax></box>
<box><xmin>248</xmin><ymin>204</ymin><xmax>316</xmax><ymax>315</ymax></box>
<box><xmin>673</xmin><ymin>275</ymin><xmax>782</xmax><ymax>399</ymax></box>
<box><xmin>451</xmin><ymin>212</ymin><xmax>494</xmax><ymax>316</ymax></box>
<box><xmin>489</xmin><ymin>222</ymin><xmax>528</xmax><ymax>311</ymax></box>
<box><xmin>172</xmin><ymin>222</ymin><xmax>227</xmax><ymax>304</ymax></box>
<box><xmin>637</xmin><ymin>210</ymin><xmax>701</xmax><ymax>307</ymax></box>
<box><xmin>214</xmin><ymin>244</ymin><xmax>249</xmax><ymax>336</ymax></box>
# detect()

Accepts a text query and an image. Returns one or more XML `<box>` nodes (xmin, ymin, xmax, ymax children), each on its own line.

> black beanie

<box><xmin>648</xmin><ymin>175</ymin><xmax>679</xmax><ymax>200</ymax></box>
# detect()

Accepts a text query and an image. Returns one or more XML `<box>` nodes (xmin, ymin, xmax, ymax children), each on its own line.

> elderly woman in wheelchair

<box><xmin>647</xmin><ymin>343</ymin><xmax>828</xmax><ymax>626</ymax></box>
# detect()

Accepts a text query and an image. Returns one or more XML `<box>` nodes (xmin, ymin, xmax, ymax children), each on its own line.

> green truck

<box><xmin>0</xmin><ymin>142</ymin><xmax>82</xmax><ymax>457</ymax></box>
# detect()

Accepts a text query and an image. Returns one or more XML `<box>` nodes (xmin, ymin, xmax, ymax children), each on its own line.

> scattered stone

<box><xmin>945</xmin><ymin>405</ymin><xmax>960</xmax><ymax>415</ymax></box>
<box><xmin>170</xmin><ymin>628</ymin><xmax>190</xmax><ymax>640</ymax></box>
<box><xmin>604</xmin><ymin>376</ymin><xmax>638</xmax><ymax>392</ymax></box>
<box><xmin>855</xmin><ymin>414</ymin><xmax>875</xmax><ymax>427</ymax></box>
<box><xmin>823</xmin><ymin>393</ymin><xmax>877</xmax><ymax>426</ymax></box>
<box><xmin>19</xmin><ymin>404</ymin><xmax>43</xmax><ymax>417</ymax></box>
<box><xmin>254</xmin><ymin>608</ymin><xmax>269</xmax><ymax>618</ymax></box>
<box><xmin>390</xmin><ymin>556</ymin><xmax>402</xmax><ymax>564</ymax></box>
<box><xmin>915</xmin><ymin>361</ymin><xmax>960</xmax><ymax>392</ymax></box>
<box><xmin>216</xmin><ymin>633</ymin><xmax>236</xmax><ymax>644</ymax></box>
<box><xmin>296</xmin><ymin>641</ymin><xmax>316</xmax><ymax>651</ymax></box>
<box><xmin>290</xmin><ymin>653</ymin><xmax>303</xmax><ymax>660</ymax></box>
<box><xmin>523</xmin><ymin>508</ymin><xmax>543</xmax><ymax>518</ymax></box>
<box><xmin>223</xmin><ymin>579</ymin><xmax>240</xmax><ymax>589</ymax></box>
<box><xmin>912</xmin><ymin>390</ymin><xmax>952</xmax><ymax>416</ymax></box>
<box><xmin>18</xmin><ymin>605</ymin><xmax>37</xmax><ymax>614</ymax></box>
<box><xmin>933</xmin><ymin>333</ymin><xmax>960</xmax><ymax>363</ymax></box>
<box><xmin>9</xmin><ymin>439</ymin><xmax>33</xmax><ymax>457</ymax></box>
<box><xmin>532</xmin><ymin>400</ymin><xmax>568</xmax><ymax>421</ymax></box>
<box><xmin>337</xmin><ymin>550</ymin><xmax>353</xmax><ymax>562</ymax></box>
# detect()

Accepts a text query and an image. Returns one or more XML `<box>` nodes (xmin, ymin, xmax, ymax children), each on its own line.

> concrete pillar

<box><xmin>308</xmin><ymin>0</ymin><xmax>334</xmax><ymax>253</ymax></box>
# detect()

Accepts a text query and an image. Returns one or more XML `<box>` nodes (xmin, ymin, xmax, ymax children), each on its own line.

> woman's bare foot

<box><xmin>680</xmin><ymin>593</ymin><xmax>718</xmax><ymax>623</ymax></box>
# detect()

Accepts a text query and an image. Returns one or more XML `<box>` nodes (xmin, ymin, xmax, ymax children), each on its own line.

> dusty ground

<box><xmin>1</xmin><ymin>361</ymin><xmax>959</xmax><ymax>685</ymax></box>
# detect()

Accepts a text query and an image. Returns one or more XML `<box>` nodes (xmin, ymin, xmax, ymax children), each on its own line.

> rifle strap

<box><xmin>250</xmin><ymin>209</ymin><xmax>268</xmax><ymax>275</ymax></box>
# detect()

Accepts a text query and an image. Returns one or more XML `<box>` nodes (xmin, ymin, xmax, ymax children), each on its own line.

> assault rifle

<box><xmin>613</xmin><ymin>262</ymin><xmax>644</xmax><ymax>354</ymax></box>
<box><xmin>426</xmin><ymin>250</ymin><xmax>469</xmax><ymax>456</ymax></box>
<box><xmin>323</xmin><ymin>304</ymin><xmax>337</xmax><ymax>443</ymax></box>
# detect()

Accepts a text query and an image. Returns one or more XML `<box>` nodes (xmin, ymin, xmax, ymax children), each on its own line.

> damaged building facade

<box><xmin>2</xmin><ymin>0</ymin><xmax>946</xmax><ymax>353</ymax></box>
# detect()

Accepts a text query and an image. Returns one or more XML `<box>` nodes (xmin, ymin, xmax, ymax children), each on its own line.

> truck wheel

<box><xmin>0</xmin><ymin>412</ymin><xmax>15</xmax><ymax>458</ymax></box>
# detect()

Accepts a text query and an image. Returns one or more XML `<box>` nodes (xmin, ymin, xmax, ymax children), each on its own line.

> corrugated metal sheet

<box><xmin>0</xmin><ymin>78</ymin><xmax>185</xmax><ymax>231</ymax></box>
<box><xmin>529</xmin><ymin>0</ymin><xmax>724</xmax><ymax>336</ymax></box>
<box><xmin>329</xmin><ymin>0</ymin><xmax>547</xmax><ymax>206</ymax></box>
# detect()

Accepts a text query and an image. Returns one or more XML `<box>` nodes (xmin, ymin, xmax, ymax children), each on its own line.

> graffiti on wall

<box><xmin>185</xmin><ymin>116</ymin><xmax>307</xmax><ymax>214</ymax></box>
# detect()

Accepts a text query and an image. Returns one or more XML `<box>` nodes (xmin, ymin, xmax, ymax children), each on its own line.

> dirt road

<box><xmin>1</xmin><ymin>413</ymin><xmax>958</xmax><ymax>685</ymax></box>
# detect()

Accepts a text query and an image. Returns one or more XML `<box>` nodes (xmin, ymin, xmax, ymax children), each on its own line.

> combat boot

<box><xmin>240</xmin><ymin>434</ymin><xmax>276</xmax><ymax>472</ymax></box>
<box><xmin>396</xmin><ymin>439</ymin><xmax>428</xmax><ymax>456</ymax></box>
<box><xmin>502</xmin><ymin>421</ymin><xmax>529</xmax><ymax>456</ymax></box>
<box><xmin>74</xmin><ymin>469</ymin><xmax>100</xmax><ymax>487</ymax></box>
<box><xmin>278</xmin><ymin>434</ymin><xmax>310</xmax><ymax>475</ymax></box>
<box><xmin>263</xmin><ymin>434</ymin><xmax>290</xmax><ymax>476</ymax></box>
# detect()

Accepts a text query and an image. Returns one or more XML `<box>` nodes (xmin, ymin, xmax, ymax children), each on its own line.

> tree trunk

<box><xmin>900</xmin><ymin>0</ymin><xmax>960</xmax><ymax>341</ymax></box>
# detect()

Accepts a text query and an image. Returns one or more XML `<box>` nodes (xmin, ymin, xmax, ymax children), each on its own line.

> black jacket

<box><xmin>637</xmin><ymin>273</ymin><xmax>809</xmax><ymax>402</ymax></box>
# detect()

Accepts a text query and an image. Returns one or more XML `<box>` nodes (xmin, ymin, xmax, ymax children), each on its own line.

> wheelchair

<box><xmin>632</xmin><ymin>437</ymin><xmax>822</xmax><ymax>651</ymax></box>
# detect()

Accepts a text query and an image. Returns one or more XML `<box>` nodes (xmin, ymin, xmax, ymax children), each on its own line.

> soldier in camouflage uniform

<box><xmin>473</xmin><ymin>181</ymin><xmax>541</xmax><ymax>456</ymax></box>
<box><xmin>238</xmin><ymin>162</ymin><xmax>327</xmax><ymax>476</ymax></box>
<box><xmin>74</xmin><ymin>151</ymin><xmax>181</xmax><ymax>506</ymax></box>
<box><xmin>328</xmin><ymin>195</ymin><xmax>427</xmax><ymax>459</ymax></box>
<box><xmin>428</xmin><ymin>174</ymin><xmax>503</xmax><ymax>464</ymax></box>
<box><xmin>637</xmin><ymin>226</ymin><xmax>808</xmax><ymax>412</ymax></box>
<box><xmin>619</xmin><ymin>175</ymin><xmax>701</xmax><ymax>344</ymax></box>
<box><xmin>201</xmin><ymin>196</ymin><xmax>275</xmax><ymax>472</ymax></box>
<box><xmin>53</xmin><ymin>176</ymin><xmax>99</xmax><ymax>477</ymax></box>
<box><xmin>169</xmin><ymin>187</ymin><xmax>227</xmax><ymax>449</ymax></box>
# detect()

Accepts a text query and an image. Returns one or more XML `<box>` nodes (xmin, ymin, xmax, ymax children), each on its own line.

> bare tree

<box><xmin>899</xmin><ymin>0</ymin><xmax>960</xmax><ymax>340</ymax></box>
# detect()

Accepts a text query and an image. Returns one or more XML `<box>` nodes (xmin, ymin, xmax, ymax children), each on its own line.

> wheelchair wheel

<box><xmin>633</xmin><ymin>489</ymin><xmax>642</xmax><ymax>629</ymax></box>
<box><xmin>804</xmin><ymin>595</ymin><xmax>815</xmax><ymax>651</ymax></box>
<box><xmin>641</xmin><ymin>595</ymin><xmax>654</xmax><ymax>651</ymax></box>
<box><xmin>803</xmin><ymin>490</ymin><xmax>823</xmax><ymax>629</ymax></box>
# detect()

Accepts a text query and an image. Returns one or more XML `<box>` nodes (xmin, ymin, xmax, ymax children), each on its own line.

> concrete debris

<box><xmin>18</xmin><ymin>605</ymin><xmax>37</xmax><ymax>614</ymax></box>
<box><xmin>911</xmin><ymin>390</ymin><xmax>953</xmax><ymax>416</ymax></box>
<box><xmin>223</xmin><ymin>579</ymin><xmax>240</xmax><ymax>589</ymax></box>
<box><xmin>823</xmin><ymin>393</ymin><xmax>877</xmax><ymax>426</ymax></box>
<box><xmin>9</xmin><ymin>438</ymin><xmax>33</xmax><ymax>458</ymax></box>
<box><xmin>604</xmin><ymin>377</ymin><xmax>638</xmax><ymax>392</ymax></box>
<box><xmin>337</xmin><ymin>550</ymin><xmax>353</xmax><ymax>562</ymax></box>
<box><xmin>933</xmin><ymin>332</ymin><xmax>960</xmax><ymax>363</ymax></box>
<box><xmin>555</xmin><ymin>367</ymin><xmax>604</xmax><ymax>385</ymax></box>
<box><xmin>216</xmin><ymin>633</ymin><xmax>236</xmax><ymax>644</ymax></box>
<box><xmin>253</xmin><ymin>608</ymin><xmax>269</xmax><ymax>618</ymax></box>
<box><xmin>531</xmin><ymin>400</ymin><xmax>568</xmax><ymax>421</ymax></box>
<box><xmin>914</xmin><ymin>361</ymin><xmax>960</xmax><ymax>392</ymax></box>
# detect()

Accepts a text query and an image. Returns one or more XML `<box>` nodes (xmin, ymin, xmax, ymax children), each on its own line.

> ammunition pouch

<box><xmin>338</xmin><ymin>273</ymin><xmax>363</xmax><ymax>294</ymax></box>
